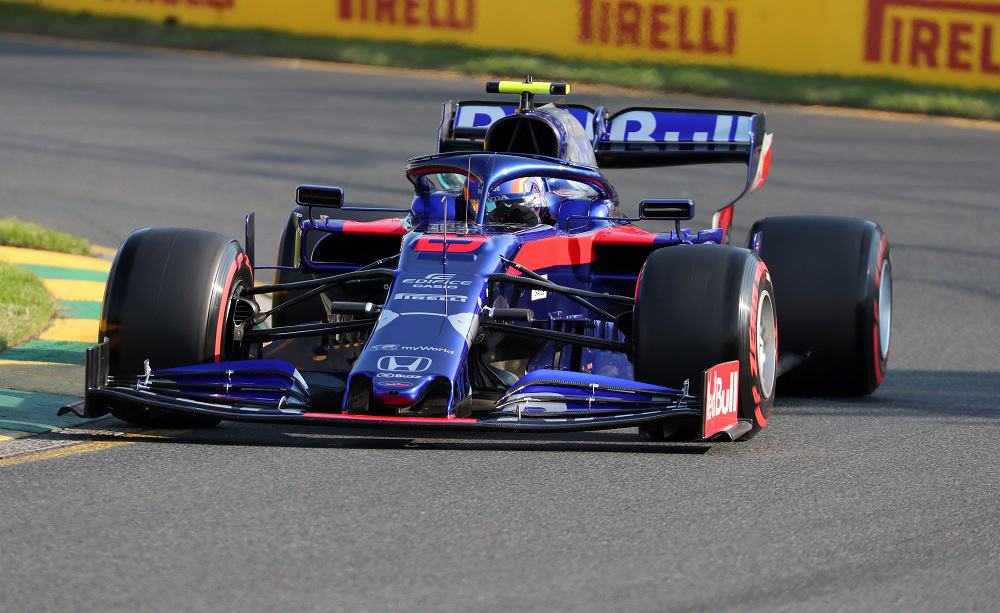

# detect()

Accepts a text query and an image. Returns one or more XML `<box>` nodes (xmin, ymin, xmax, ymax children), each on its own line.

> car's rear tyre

<box><xmin>747</xmin><ymin>216</ymin><xmax>890</xmax><ymax>396</ymax></box>
<box><xmin>100</xmin><ymin>228</ymin><xmax>253</xmax><ymax>428</ymax></box>
<box><xmin>632</xmin><ymin>245</ymin><xmax>777</xmax><ymax>440</ymax></box>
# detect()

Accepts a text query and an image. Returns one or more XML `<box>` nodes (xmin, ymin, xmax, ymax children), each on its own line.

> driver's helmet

<box><xmin>486</xmin><ymin>177</ymin><xmax>548</xmax><ymax>225</ymax></box>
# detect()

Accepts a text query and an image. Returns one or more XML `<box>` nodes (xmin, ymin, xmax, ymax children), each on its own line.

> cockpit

<box><xmin>408</xmin><ymin>164</ymin><xmax>618</xmax><ymax>232</ymax></box>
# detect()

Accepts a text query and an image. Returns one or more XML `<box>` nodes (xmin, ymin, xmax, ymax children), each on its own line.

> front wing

<box><xmin>60</xmin><ymin>343</ymin><xmax>753</xmax><ymax>440</ymax></box>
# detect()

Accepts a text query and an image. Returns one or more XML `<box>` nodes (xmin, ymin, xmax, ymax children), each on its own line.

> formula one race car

<box><xmin>62</xmin><ymin>79</ymin><xmax>892</xmax><ymax>441</ymax></box>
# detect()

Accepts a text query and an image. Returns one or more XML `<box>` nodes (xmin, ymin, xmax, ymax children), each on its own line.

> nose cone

<box><xmin>370</xmin><ymin>355</ymin><xmax>434</xmax><ymax>409</ymax></box>
<box><xmin>371</xmin><ymin>374</ymin><xmax>451</xmax><ymax>414</ymax></box>
<box><xmin>348</xmin><ymin>240</ymin><xmax>511</xmax><ymax>414</ymax></box>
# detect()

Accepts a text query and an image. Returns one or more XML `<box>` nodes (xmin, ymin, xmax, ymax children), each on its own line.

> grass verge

<box><xmin>0</xmin><ymin>218</ymin><xmax>92</xmax><ymax>351</ymax></box>
<box><xmin>0</xmin><ymin>218</ymin><xmax>91</xmax><ymax>256</ymax></box>
<box><xmin>2</xmin><ymin>2</ymin><xmax>999</xmax><ymax>121</ymax></box>
<box><xmin>0</xmin><ymin>263</ymin><xmax>54</xmax><ymax>352</ymax></box>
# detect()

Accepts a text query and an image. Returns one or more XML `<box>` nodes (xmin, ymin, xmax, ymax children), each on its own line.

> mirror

<box><xmin>639</xmin><ymin>198</ymin><xmax>695</xmax><ymax>221</ymax></box>
<box><xmin>296</xmin><ymin>184</ymin><xmax>344</xmax><ymax>208</ymax></box>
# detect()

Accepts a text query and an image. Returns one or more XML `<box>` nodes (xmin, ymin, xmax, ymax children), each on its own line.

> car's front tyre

<box><xmin>100</xmin><ymin>228</ymin><xmax>253</xmax><ymax>428</ymax></box>
<box><xmin>632</xmin><ymin>245</ymin><xmax>777</xmax><ymax>440</ymax></box>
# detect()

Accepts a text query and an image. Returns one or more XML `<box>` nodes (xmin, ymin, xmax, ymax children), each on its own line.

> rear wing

<box><xmin>438</xmin><ymin>102</ymin><xmax>772</xmax><ymax>197</ymax></box>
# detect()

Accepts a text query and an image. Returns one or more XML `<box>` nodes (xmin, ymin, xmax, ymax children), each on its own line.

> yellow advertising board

<box><xmin>16</xmin><ymin>0</ymin><xmax>1000</xmax><ymax>90</ymax></box>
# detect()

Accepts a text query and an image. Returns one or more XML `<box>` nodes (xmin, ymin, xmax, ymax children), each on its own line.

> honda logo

<box><xmin>377</xmin><ymin>356</ymin><xmax>432</xmax><ymax>373</ymax></box>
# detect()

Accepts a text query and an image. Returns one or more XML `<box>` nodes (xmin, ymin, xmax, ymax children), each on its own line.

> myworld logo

<box><xmin>368</xmin><ymin>344</ymin><xmax>455</xmax><ymax>355</ymax></box>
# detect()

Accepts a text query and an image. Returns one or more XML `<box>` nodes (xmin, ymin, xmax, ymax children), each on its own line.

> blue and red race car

<box><xmin>62</xmin><ymin>80</ymin><xmax>892</xmax><ymax>442</ymax></box>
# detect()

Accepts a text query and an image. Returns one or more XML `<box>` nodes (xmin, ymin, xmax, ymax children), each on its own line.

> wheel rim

<box><xmin>756</xmin><ymin>289</ymin><xmax>777</xmax><ymax>398</ymax></box>
<box><xmin>878</xmin><ymin>260</ymin><xmax>892</xmax><ymax>359</ymax></box>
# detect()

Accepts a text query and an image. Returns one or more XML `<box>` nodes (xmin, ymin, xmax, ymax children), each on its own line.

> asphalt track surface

<box><xmin>1</xmin><ymin>37</ymin><xmax>999</xmax><ymax>612</ymax></box>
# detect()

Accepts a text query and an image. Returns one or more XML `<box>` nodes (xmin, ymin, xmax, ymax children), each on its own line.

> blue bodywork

<box><xmin>69</xmin><ymin>91</ymin><xmax>771</xmax><ymax>439</ymax></box>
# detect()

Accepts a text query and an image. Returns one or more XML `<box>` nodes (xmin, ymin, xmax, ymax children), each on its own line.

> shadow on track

<box><xmin>44</xmin><ymin>423</ymin><xmax>715</xmax><ymax>455</ymax></box>
<box><xmin>776</xmin><ymin>369</ymin><xmax>1000</xmax><ymax>419</ymax></box>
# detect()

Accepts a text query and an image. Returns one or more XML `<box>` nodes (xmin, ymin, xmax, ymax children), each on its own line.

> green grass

<box><xmin>0</xmin><ymin>218</ymin><xmax>91</xmax><ymax>256</ymax></box>
<box><xmin>0</xmin><ymin>263</ymin><xmax>54</xmax><ymax>352</ymax></box>
<box><xmin>0</xmin><ymin>218</ymin><xmax>91</xmax><ymax>351</ymax></box>
<box><xmin>2</xmin><ymin>2</ymin><xmax>999</xmax><ymax>121</ymax></box>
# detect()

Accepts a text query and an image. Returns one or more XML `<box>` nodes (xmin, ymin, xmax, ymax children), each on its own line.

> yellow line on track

<box><xmin>42</xmin><ymin>279</ymin><xmax>105</xmax><ymax>302</ymax></box>
<box><xmin>38</xmin><ymin>318</ymin><xmax>99</xmax><ymax>343</ymax></box>
<box><xmin>0</xmin><ymin>429</ymin><xmax>180</xmax><ymax>468</ymax></box>
<box><xmin>0</xmin><ymin>246</ymin><xmax>111</xmax><ymax>272</ymax></box>
<box><xmin>0</xmin><ymin>359</ymin><xmax>67</xmax><ymax>367</ymax></box>
<box><xmin>0</xmin><ymin>440</ymin><xmax>135</xmax><ymax>467</ymax></box>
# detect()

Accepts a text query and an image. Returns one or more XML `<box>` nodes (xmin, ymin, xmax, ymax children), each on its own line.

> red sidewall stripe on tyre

<box><xmin>213</xmin><ymin>252</ymin><xmax>251</xmax><ymax>362</ymax></box>
<box><xmin>749</xmin><ymin>260</ymin><xmax>771</xmax><ymax>427</ymax></box>
<box><xmin>872</xmin><ymin>233</ymin><xmax>889</xmax><ymax>385</ymax></box>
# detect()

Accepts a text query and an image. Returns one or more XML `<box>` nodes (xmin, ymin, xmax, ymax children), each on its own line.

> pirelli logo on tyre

<box><xmin>864</xmin><ymin>0</ymin><xmax>1000</xmax><ymax>77</ymax></box>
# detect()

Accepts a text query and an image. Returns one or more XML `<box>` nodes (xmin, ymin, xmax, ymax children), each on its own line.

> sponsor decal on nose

<box><xmin>401</xmin><ymin>274</ymin><xmax>473</xmax><ymax>289</ymax></box>
<box><xmin>396</xmin><ymin>292</ymin><xmax>468</xmax><ymax>302</ymax></box>
<box><xmin>368</xmin><ymin>343</ymin><xmax>455</xmax><ymax>355</ymax></box>
<box><xmin>377</xmin><ymin>355</ymin><xmax>433</xmax><ymax>372</ymax></box>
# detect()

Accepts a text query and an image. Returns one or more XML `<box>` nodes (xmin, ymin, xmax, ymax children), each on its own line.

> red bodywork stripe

<box><xmin>510</xmin><ymin>226</ymin><xmax>658</xmax><ymax>273</ymax></box>
<box><xmin>511</xmin><ymin>235</ymin><xmax>595</xmax><ymax>271</ymax></box>
<box><xmin>342</xmin><ymin>219</ymin><xmax>408</xmax><ymax>237</ymax></box>
<box><xmin>594</xmin><ymin>225</ymin><xmax>658</xmax><ymax>246</ymax></box>
<box><xmin>375</xmin><ymin>394</ymin><xmax>418</xmax><ymax>407</ymax></box>
<box><xmin>713</xmin><ymin>204</ymin><xmax>734</xmax><ymax>242</ymax></box>
<box><xmin>413</xmin><ymin>235</ymin><xmax>489</xmax><ymax>253</ymax></box>
<box><xmin>751</xmin><ymin>136</ymin><xmax>773</xmax><ymax>192</ymax></box>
